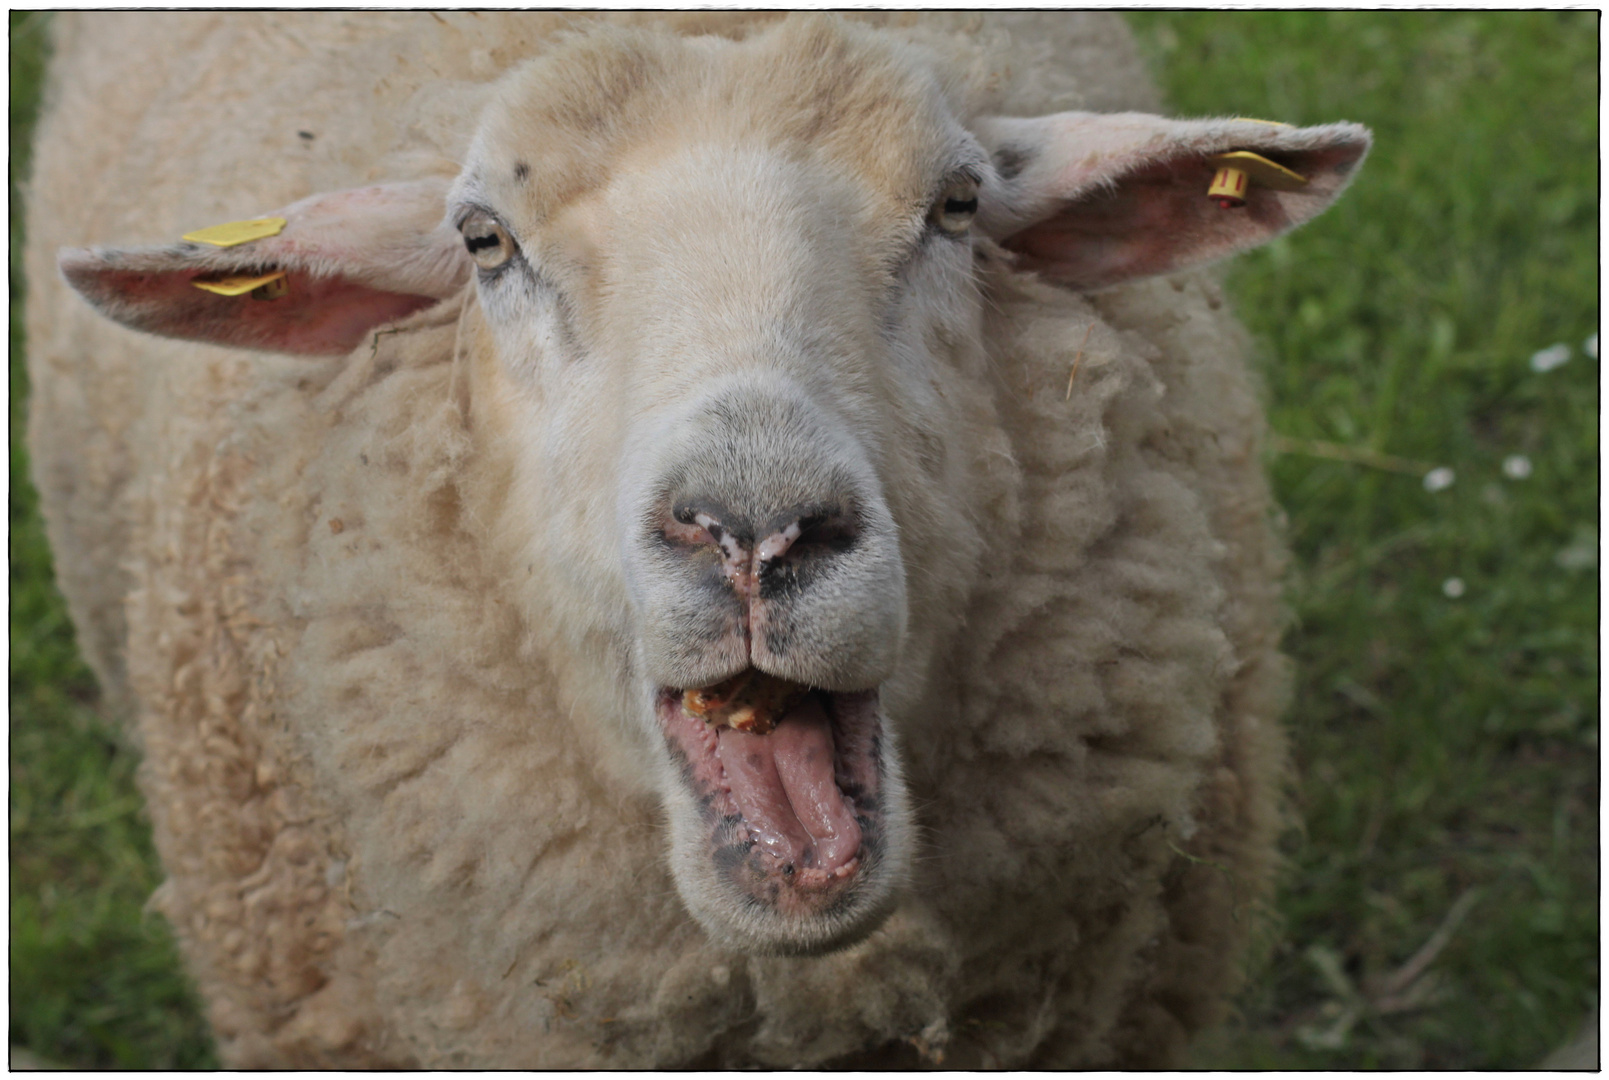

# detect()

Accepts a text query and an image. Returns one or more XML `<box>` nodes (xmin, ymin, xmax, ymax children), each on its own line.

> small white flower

<box><xmin>1530</xmin><ymin>343</ymin><xmax>1571</xmax><ymax>372</ymax></box>
<box><xmin>1586</xmin><ymin>333</ymin><xmax>1599</xmax><ymax>360</ymax></box>
<box><xmin>1502</xmin><ymin>454</ymin><xmax>1533</xmax><ymax>480</ymax></box>
<box><xmin>1442</xmin><ymin>577</ymin><xmax>1466</xmax><ymax>599</ymax></box>
<box><xmin>1556</xmin><ymin>525</ymin><xmax>1598</xmax><ymax>572</ymax></box>
<box><xmin>1423</xmin><ymin>466</ymin><xmax>1456</xmax><ymax>492</ymax></box>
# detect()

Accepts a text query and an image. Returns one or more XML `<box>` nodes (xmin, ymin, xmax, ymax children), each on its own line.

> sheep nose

<box><xmin>663</xmin><ymin>500</ymin><xmax>858</xmax><ymax>600</ymax></box>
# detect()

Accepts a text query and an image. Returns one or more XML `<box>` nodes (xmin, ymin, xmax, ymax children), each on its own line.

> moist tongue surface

<box><xmin>715</xmin><ymin>695</ymin><xmax>861</xmax><ymax>872</ymax></box>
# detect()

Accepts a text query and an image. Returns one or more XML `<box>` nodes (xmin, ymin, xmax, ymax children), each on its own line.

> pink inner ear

<box><xmin>237</xmin><ymin>276</ymin><xmax>440</xmax><ymax>354</ymax></box>
<box><xmin>1003</xmin><ymin>156</ymin><xmax>1297</xmax><ymax>291</ymax></box>
<box><xmin>79</xmin><ymin>266</ymin><xmax>441</xmax><ymax>355</ymax></box>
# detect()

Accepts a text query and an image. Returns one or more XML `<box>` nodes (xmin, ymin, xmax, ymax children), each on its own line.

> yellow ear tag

<box><xmin>192</xmin><ymin>270</ymin><xmax>289</xmax><ymax>299</ymax></box>
<box><xmin>1207</xmin><ymin>166</ymin><xmax>1251</xmax><ymax>208</ymax></box>
<box><xmin>1231</xmin><ymin>117</ymin><xmax>1294</xmax><ymax>128</ymax></box>
<box><xmin>1208</xmin><ymin>152</ymin><xmax>1310</xmax><ymax>190</ymax></box>
<box><xmin>250</xmin><ymin>274</ymin><xmax>290</xmax><ymax>301</ymax></box>
<box><xmin>181</xmin><ymin>217</ymin><xmax>287</xmax><ymax>247</ymax></box>
<box><xmin>1205</xmin><ymin>151</ymin><xmax>1310</xmax><ymax>208</ymax></box>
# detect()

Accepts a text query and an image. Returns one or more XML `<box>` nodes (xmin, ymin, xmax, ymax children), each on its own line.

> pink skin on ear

<box><xmin>1003</xmin><ymin>156</ymin><xmax>1297</xmax><ymax>288</ymax></box>
<box><xmin>58</xmin><ymin>179</ymin><xmax>472</xmax><ymax>356</ymax></box>
<box><xmin>976</xmin><ymin>113</ymin><xmax>1372</xmax><ymax>292</ymax></box>
<box><xmin>59</xmin><ymin>259</ymin><xmax>442</xmax><ymax>355</ymax></box>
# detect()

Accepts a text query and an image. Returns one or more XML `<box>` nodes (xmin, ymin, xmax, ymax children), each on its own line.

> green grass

<box><xmin>1128</xmin><ymin>11</ymin><xmax>1599</xmax><ymax>1068</ymax></box>
<box><xmin>9</xmin><ymin>12</ymin><xmax>216</xmax><ymax>1068</ymax></box>
<box><xmin>9</xmin><ymin>12</ymin><xmax>1597</xmax><ymax>1069</ymax></box>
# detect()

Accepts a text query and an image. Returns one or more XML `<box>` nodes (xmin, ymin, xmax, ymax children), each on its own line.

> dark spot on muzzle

<box><xmin>714</xmin><ymin>840</ymin><xmax>755</xmax><ymax>876</ymax></box>
<box><xmin>993</xmin><ymin>144</ymin><xmax>1034</xmax><ymax>181</ymax></box>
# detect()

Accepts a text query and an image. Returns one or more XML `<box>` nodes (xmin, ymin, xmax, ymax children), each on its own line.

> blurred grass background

<box><xmin>9</xmin><ymin>11</ymin><xmax>218</xmax><ymax>1069</ymax></box>
<box><xmin>9</xmin><ymin>11</ymin><xmax>1598</xmax><ymax>1069</ymax></box>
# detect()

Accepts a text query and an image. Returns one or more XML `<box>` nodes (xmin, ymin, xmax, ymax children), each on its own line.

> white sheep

<box><xmin>25</xmin><ymin>12</ymin><xmax>1369</xmax><ymax>1068</ymax></box>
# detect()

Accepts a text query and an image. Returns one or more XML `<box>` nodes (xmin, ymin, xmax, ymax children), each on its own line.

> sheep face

<box><xmin>448</xmin><ymin>21</ymin><xmax>989</xmax><ymax>954</ymax></box>
<box><xmin>55</xmin><ymin>9</ymin><xmax>1370</xmax><ymax>971</ymax></box>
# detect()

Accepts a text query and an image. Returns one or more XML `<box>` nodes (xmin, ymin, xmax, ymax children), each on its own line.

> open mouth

<box><xmin>658</xmin><ymin>670</ymin><xmax>885</xmax><ymax>919</ymax></box>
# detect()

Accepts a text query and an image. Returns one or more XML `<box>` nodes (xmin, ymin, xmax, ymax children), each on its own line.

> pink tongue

<box><xmin>714</xmin><ymin>695</ymin><xmax>861</xmax><ymax>873</ymax></box>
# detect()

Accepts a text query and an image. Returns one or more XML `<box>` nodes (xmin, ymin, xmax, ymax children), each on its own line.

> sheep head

<box><xmin>57</xmin><ymin>15</ymin><xmax>1369</xmax><ymax>957</ymax></box>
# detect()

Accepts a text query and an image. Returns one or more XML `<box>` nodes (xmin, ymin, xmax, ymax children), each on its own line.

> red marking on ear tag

<box><xmin>1207</xmin><ymin>165</ymin><xmax>1250</xmax><ymax>208</ymax></box>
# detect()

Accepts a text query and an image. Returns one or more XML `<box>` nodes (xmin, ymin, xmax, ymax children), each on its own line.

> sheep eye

<box><xmin>460</xmin><ymin>210</ymin><xmax>516</xmax><ymax>271</ymax></box>
<box><xmin>931</xmin><ymin>178</ymin><xmax>980</xmax><ymax>235</ymax></box>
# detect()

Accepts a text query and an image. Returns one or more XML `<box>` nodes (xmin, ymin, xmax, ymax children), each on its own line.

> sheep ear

<box><xmin>973</xmin><ymin>113</ymin><xmax>1371</xmax><ymax>291</ymax></box>
<box><xmin>58</xmin><ymin>179</ymin><xmax>472</xmax><ymax>356</ymax></box>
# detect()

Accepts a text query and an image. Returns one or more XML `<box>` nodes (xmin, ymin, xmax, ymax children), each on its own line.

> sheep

<box><xmin>24</xmin><ymin>12</ymin><xmax>1369</xmax><ymax>1069</ymax></box>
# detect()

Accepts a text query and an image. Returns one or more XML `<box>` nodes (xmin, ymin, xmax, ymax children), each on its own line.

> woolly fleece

<box><xmin>27</xmin><ymin>12</ymin><xmax>1291</xmax><ymax>1067</ymax></box>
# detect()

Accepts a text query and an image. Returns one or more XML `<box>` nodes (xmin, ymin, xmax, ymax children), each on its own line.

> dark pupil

<box><xmin>944</xmin><ymin>197</ymin><xmax>978</xmax><ymax>216</ymax></box>
<box><xmin>465</xmin><ymin>231</ymin><xmax>501</xmax><ymax>254</ymax></box>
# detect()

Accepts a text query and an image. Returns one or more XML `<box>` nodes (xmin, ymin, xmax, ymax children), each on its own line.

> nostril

<box><xmin>796</xmin><ymin>512</ymin><xmax>859</xmax><ymax>553</ymax></box>
<box><xmin>756</xmin><ymin>508</ymin><xmax>859</xmax><ymax>570</ymax></box>
<box><xmin>660</xmin><ymin>500</ymin><xmax>753</xmax><ymax>570</ymax></box>
<box><xmin>662</xmin><ymin>507</ymin><xmax>715</xmax><ymax>549</ymax></box>
<box><xmin>693</xmin><ymin>511</ymin><xmax>726</xmax><ymax>543</ymax></box>
<box><xmin>670</xmin><ymin>503</ymin><xmax>726</xmax><ymax>542</ymax></box>
<box><xmin>755</xmin><ymin>520</ymin><xmax>803</xmax><ymax>565</ymax></box>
